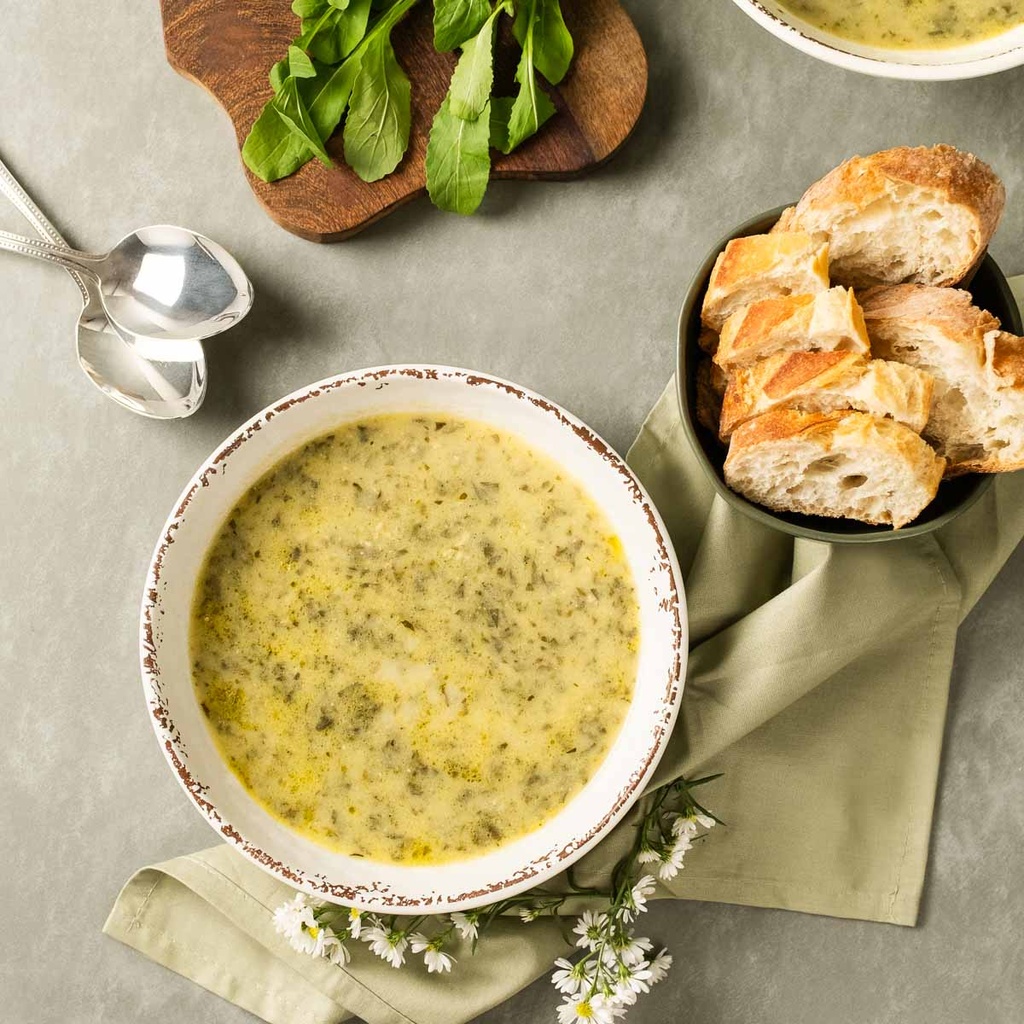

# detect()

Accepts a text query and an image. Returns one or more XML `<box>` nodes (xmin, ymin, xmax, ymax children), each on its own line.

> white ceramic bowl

<box><xmin>731</xmin><ymin>0</ymin><xmax>1024</xmax><ymax>79</ymax></box>
<box><xmin>141</xmin><ymin>366</ymin><xmax>685</xmax><ymax>912</ymax></box>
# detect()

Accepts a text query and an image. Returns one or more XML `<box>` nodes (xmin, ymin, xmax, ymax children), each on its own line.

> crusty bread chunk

<box><xmin>860</xmin><ymin>284</ymin><xmax>1023</xmax><ymax>473</ymax></box>
<box><xmin>777</xmin><ymin>145</ymin><xmax>1005</xmax><ymax>289</ymax></box>
<box><xmin>714</xmin><ymin>286</ymin><xmax>870</xmax><ymax>372</ymax></box>
<box><xmin>724</xmin><ymin>409</ymin><xmax>945</xmax><ymax>529</ymax></box>
<box><xmin>927</xmin><ymin>331</ymin><xmax>1024</xmax><ymax>475</ymax></box>
<box><xmin>701</xmin><ymin>232</ymin><xmax>830</xmax><ymax>331</ymax></box>
<box><xmin>695</xmin><ymin>357</ymin><xmax>728</xmax><ymax>434</ymax></box>
<box><xmin>719</xmin><ymin>352</ymin><xmax>934</xmax><ymax>439</ymax></box>
<box><xmin>859</xmin><ymin>284</ymin><xmax>995</xmax><ymax>378</ymax></box>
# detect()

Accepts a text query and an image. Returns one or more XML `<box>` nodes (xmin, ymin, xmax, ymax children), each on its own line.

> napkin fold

<box><xmin>105</xmin><ymin>279</ymin><xmax>1024</xmax><ymax>1024</ymax></box>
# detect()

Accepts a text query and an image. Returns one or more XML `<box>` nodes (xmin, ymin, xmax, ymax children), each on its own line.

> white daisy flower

<box><xmin>325</xmin><ymin>937</ymin><xmax>351</xmax><ymax>966</ymax></box>
<box><xmin>695</xmin><ymin>812</ymin><xmax>716</xmax><ymax>829</ymax></box>
<box><xmin>557</xmin><ymin>994</ymin><xmax>624</xmax><ymax>1023</ymax></box>
<box><xmin>672</xmin><ymin>815</ymin><xmax>699</xmax><ymax>840</ymax></box>
<box><xmin>610</xmin><ymin>934</ymin><xmax>653</xmax><ymax>967</ymax></box>
<box><xmin>423</xmin><ymin>947</ymin><xmax>454</xmax><ymax>974</ymax></box>
<box><xmin>518</xmin><ymin>905</ymin><xmax>543</xmax><ymax>922</ymax></box>
<box><xmin>621</xmin><ymin>875</ymin><xmax>656</xmax><ymax>920</ymax></box>
<box><xmin>647</xmin><ymin>949</ymin><xmax>672</xmax><ymax>985</ymax></box>
<box><xmin>657</xmin><ymin>835</ymin><xmax>691</xmax><ymax>880</ymax></box>
<box><xmin>450</xmin><ymin>911</ymin><xmax>479</xmax><ymax>942</ymax></box>
<box><xmin>551</xmin><ymin>956</ymin><xmax>589</xmax><ymax>995</ymax></box>
<box><xmin>272</xmin><ymin>893</ymin><xmax>333</xmax><ymax>957</ymax></box>
<box><xmin>346</xmin><ymin>907</ymin><xmax>363</xmax><ymax>939</ymax></box>
<box><xmin>364</xmin><ymin>925</ymin><xmax>408</xmax><ymax>968</ymax></box>
<box><xmin>611</xmin><ymin>960</ymin><xmax>653</xmax><ymax>1003</ymax></box>
<box><xmin>636</xmin><ymin>846</ymin><xmax>660</xmax><ymax>865</ymax></box>
<box><xmin>572</xmin><ymin>910</ymin><xmax>608</xmax><ymax>951</ymax></box>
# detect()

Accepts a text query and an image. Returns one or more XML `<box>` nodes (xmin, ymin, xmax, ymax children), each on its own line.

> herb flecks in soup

<box><xmin>191</xmin><ymin>415</ymin><xmax>639</xmax><ymax>864</ymax></box>
<box><xmin>779</xmin><ymin>0</ymin><xmax>1024</xmax><ymax>49</ymax></box>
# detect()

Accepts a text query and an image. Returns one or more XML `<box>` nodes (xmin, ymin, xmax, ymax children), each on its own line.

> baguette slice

<box><xmin>930</xmin><ymin>331</ymin><xmax>1024</xmax><ymax>475</ymax></box>
<box><xmin>724</xmin><ymin>409</ymin><xmax>945</xmax><ymax>529</ymax></box>
<box><xmin>777</xmin><ymin>145</ymin><xmax>1005</xmax><ymax>289</ymax></box>
<box><xmin>695</xmin><ymin>357</ymin><xmax>729</xmax><ymax>434</ymax></box>
<box><xmin>700</xmin><ymin>232</ymin><xmax>830</xmax><ymax>331</ymax></box>
<box><xmin>714</xmin><ymin>286</ymin><xmax>870</xmax><ymax>372</ymax></box>
<box><xmin>719</xmin><ymin>352</ymin><xmax>934</xmax><ymax>439</ymax></box>
<box><xmin>859</xmin><ymin>285</ymin><xmax>1023</xmax><ymax>473</ymax></box>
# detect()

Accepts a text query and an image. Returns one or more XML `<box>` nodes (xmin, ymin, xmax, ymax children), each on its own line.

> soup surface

<box><xmin>191</xmin><ymin>414</ymin><xmax>639</xmax><ymax>864</ymax></box>
<box><xmin>778</xmin><ymin>0</ymin><xmax>1024</xmax><ymax>49</ymax></box>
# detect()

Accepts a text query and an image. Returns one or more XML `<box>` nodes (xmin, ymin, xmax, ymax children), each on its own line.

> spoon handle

<box><xmin>0</xmin><ymin>155</ymin><xmax>90</xmax><ymax>304</ymax></box>
<box><xmin>0</xmin><ymin>229</ymin><xmax>101</xmax><ymax>279</ymax></box>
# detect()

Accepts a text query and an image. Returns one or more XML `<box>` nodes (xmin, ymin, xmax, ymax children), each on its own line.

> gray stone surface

<box><xmin>1</xmin><ymin>1</ymin><xmax>1022</xmax><ymax>1021</ymax></box>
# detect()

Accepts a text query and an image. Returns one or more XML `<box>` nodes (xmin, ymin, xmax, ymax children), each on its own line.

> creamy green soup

<box><xmin>191</xmin><ymin>414</ymin><xmax>639</xmax><ymax>864</ymax></box>
<box><xmin>779</xmin><ymin>0</ymin><xmax>1024</xmax><ymax>49</ymax></box>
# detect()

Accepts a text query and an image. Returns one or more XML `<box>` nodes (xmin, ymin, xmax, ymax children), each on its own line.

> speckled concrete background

<box><xmin>1</xmin><ymin>1</ymin><xmax>1022</xmax><ymax>1021</ymax></box>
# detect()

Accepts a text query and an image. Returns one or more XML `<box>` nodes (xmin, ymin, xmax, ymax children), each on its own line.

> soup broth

<box><xmin>190</xmin><ymin>414</ymin><xmax>639</xmax><ymax>864</ymax></box>
<box><xmin>779</xmin><ymin>0</ymin><xmax>1024</xmax><ymax>49</ymax></box>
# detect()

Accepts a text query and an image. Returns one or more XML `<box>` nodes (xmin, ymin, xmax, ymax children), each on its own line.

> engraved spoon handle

<box><xmin>0</xmin><ymin>154</ymin><xmax>89</xmax><ymax>303</ymax></box>
<box><xmin>0</xmin><ymin>229</ymin><xmax>100</xmax><ymax>278</ymax></box>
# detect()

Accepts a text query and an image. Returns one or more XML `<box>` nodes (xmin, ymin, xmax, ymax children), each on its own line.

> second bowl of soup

<box><xmin>731</xmin><ymin>0</ymin><xmax>1024</xmax><ymax>79</ymax></box>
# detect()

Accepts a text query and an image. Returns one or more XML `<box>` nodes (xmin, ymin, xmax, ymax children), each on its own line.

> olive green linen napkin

<box><xmin>105</xmin><ymin>280</ymin><xmax>1024</xmax><ymax>1024</ymax></box>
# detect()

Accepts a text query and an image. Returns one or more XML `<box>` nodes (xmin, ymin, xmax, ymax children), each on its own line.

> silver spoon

<box><xmin>0</xmin><ymin>155</ymin><xmax>207</xmax><ymax>418</ymax></box>
<box><xmin>0</xmin><ymin>221</ymin><xmax>253</xmax><ymax>344</ymax></box>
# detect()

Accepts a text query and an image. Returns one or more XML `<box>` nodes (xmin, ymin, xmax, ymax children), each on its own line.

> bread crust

<box><xmin>987</xmin><ymin>331</ymin><xmax>1024</xmax><ymax>389</ymax></box>
<box><xmin>700</xmin><ymin>232</ymin><xmax>830</xmax><ymax>330</ymax></box>
<box><xmin>715</xmin><ymin>287</ymin><xmax>870</xmax><ymax>371</ymax></box>
<box><xmin>720</xmin><ymin>351</ymin><xmax>860</xmax><ymax>437</ymax></box>
<box><xmin>859</xmin><ymin>284</ymin><xmax>999</xmax><ymax>368</ymax></box>
<box><xmin>783</xmin><ymin>145</ymin><xmax>1005</xmax><ymax>287</ymax></box>
<box><xmin>725</xmin><ymin>409</ymin><xmax>946</xmax><ymax>527</ymax></box>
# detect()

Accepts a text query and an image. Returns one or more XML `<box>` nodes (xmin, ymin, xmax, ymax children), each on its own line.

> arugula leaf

<box><xmin>269</xmin><ymin>57</ymin><xmax>290</xmax><ymax>94</ymax></box>
<box><xmin>513</xmin><ymin>0</ymin><xmax>573</xmax><ymax>84</ymax></box>
<box><xmin>343</xmin><ymin>31</ymin><xmax>411</xmax><ymax>181</ymax></box>
<box><xmin>245</xmin><ymin>56</ymin><xmax>361</xmax><ymax>182</ymax></box>
<box><xmin>307</xmin><ymin>55</ymin><xmax>361</xmax><ymax>138</ymax></box>
<box><xmin>300</xmin><ymin>0</ymin><xmax>371</xmax><ymax>63</ymax></box>
<box><xmin>292</xmin><ymin>0</ymin><xmax>328</xmax><ymax>17</ymax></box>
<box><xmin>488</xmin><ymin>95</ymin><xmax>513</xmax><ymax>152</ymax></box>
<box><xmin>242</xmin><ymin>105</ymin><xmax>312</xmax><ymax>182</ymax></box>
<box><xmin>275</xmin><ymin>77</ymin><xmax>333</xmax><ymax>166</ymax></box>
<box><xmin>504</xmin><ymin>42</ymin><xmax>555</xmax><ymax>153</ymax></box>
<box><xmin>287</xmin><ymin>44</ymin><xmax>317</xmax><ymax>78</ymax></box>
<box><xmin>448</xmin><ymin>8</ymin><xmax>499</xmax><ymax>121</ymax></box>
<box><xmin>426</xmin><ymin>97</ymin><xmax>491</xmax><ymax>215</ymax></box>
<box><xmin>327</xmin><ymin>0</ymin><xmax>351</xmax><ymax>8</ymax></box>
<box><xmin>433</xmin><ymin>0</ymin><xmax>491</xmax><ymax>52</ymax></box>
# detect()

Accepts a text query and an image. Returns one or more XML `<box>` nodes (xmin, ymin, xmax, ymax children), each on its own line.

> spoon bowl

<box><xmin>0</xmin><ymin>223</ymin><xmax>253</xmax><ymax>343</ymax></box>
<box><xmin>93</xmin><ymin>225</ymin><xmax>253</xmax><ymax>342</ymax></box>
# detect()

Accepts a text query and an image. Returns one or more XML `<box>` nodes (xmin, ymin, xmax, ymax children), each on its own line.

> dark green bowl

<box><xmin>676</xmin><ymin>207</ymin><xmax>1023</xmax><ymax>543</ymax></box>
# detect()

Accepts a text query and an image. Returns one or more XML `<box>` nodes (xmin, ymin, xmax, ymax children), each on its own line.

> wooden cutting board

<box><xmin>159</xmin><ymin>0</ymin><xmax>648</xmax><ymax>241</ymax></box>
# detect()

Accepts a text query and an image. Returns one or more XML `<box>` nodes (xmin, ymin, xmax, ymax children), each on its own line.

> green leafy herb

<box><xmin>448</xmin><ymin>7</ymin><xmax>502</xmax><ymax>120</ymax></box>
<box><xmin>275</xmin><ymin>77</ymin><xmax>333</xmax><ymax>166</ymax></box>
<box><xmin>243</xmin><ymin>0</ymin><xmax>574</xmax><ymax>214</ymax></box>
<box><xmin>287</xmin><ymin>44</ymin><xmax>317</xmax><ymax>78</ymax></box>
<box><xmin>343</xmin><ymin>30</ymin><xmax>412</xmax><ymax>181</ymax></box>
<box><xmin>425</xmin><ymin>96</ymin><xmax>492</xmax><ymax>214</ymax></box>
<box><xmin>298</xmin><ymin>0</ymin><xmax>372</xmax><ymax>63</ymax></box>
<box><xmin>432</xmin><ymin>0</ymin><xmax>491</xmax><ymax>52</ymax></box>
<box><xmin>503</xmin><ymin>24</ymin><xmax>555</xmax><ymax>153</ymax></box>
<box><xmin>513</xmin><ymin>0</ymin><xmax>572</xmax><ymax>84</ymax></box>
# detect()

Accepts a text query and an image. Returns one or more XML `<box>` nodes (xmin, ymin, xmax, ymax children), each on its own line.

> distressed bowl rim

<box><xmin>140</xmin><ymin>364</ymin><xmax>687</xmax><ymax>911</ymax></box>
